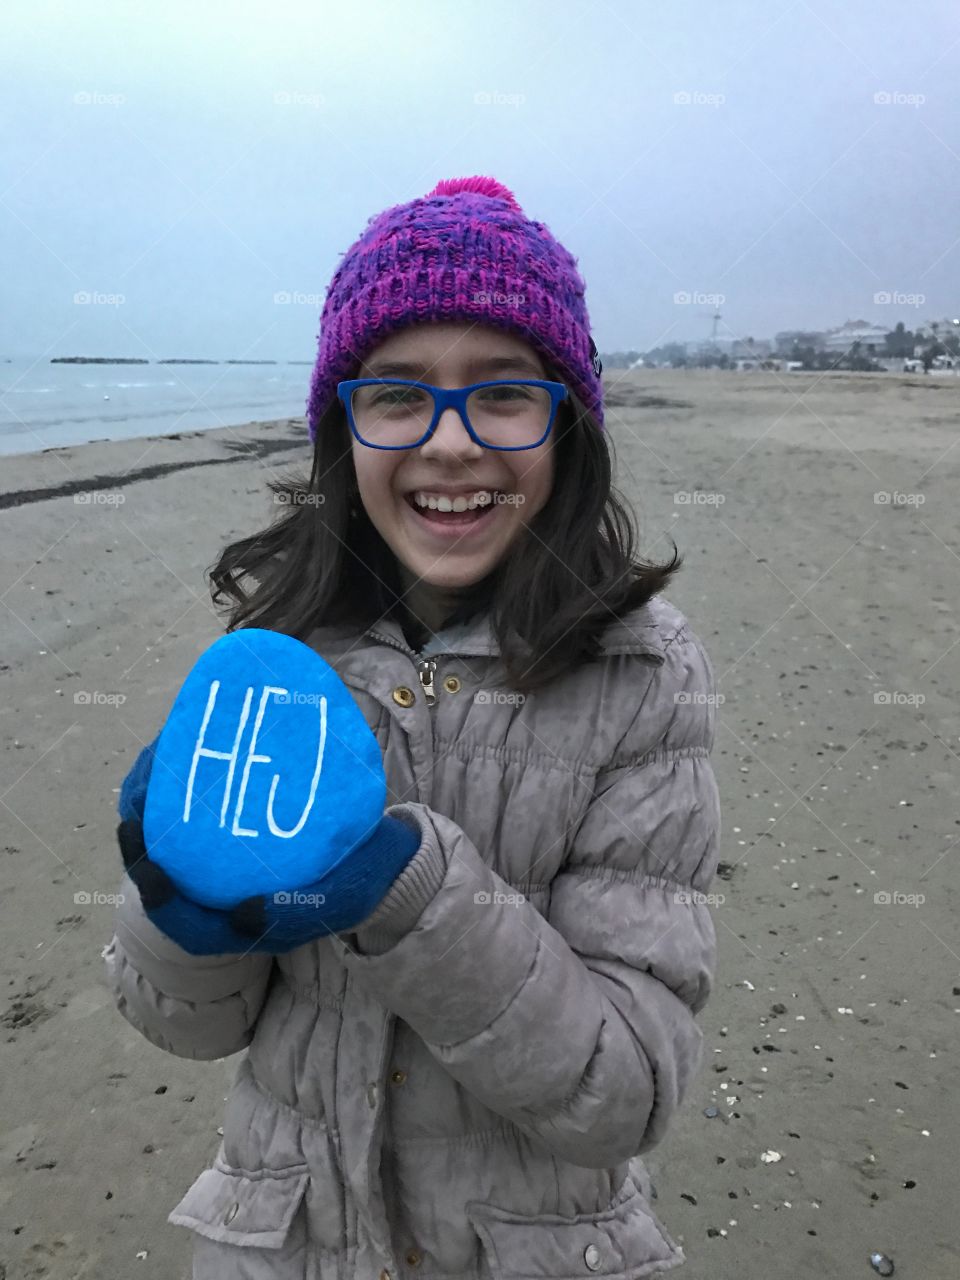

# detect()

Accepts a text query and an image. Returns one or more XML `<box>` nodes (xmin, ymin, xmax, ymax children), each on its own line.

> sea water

<box><xmin>0</xmin><ymin>358</ymin><xmax>313</xmax><ymax>456</ymax></box>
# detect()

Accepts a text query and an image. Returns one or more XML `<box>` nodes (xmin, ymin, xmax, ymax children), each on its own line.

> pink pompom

<box><xmin>427</xmin><ymin>175</ymin><xmax>523</xmax><ymax>212</ymax></box>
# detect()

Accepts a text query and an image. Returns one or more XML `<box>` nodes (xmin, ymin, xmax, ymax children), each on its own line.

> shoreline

<box><xmin>0</xmin><ymin>419</ymin><xmax>309</xmax><ymax>510</ymax></box>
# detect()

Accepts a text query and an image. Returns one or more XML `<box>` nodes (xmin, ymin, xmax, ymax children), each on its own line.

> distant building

<box><xmin>775</xmin><ymin>329</ymin><xmax>826</xmax><ymax>354</ymax></box>
<box><xmin>822</xmin><ymin>320</ymin><xmax>889</xmax><ymax>356</ymax></box>
<box><xmin>915</xmin><ymin>316</ymin><xmax>960</xmax><ymax>341</ymax></box>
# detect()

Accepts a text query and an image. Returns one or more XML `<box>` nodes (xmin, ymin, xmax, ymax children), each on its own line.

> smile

<box><xmin>402</xmin><ymin>490</ymin><xmax>505</xmax><ymax>538</ymax></box>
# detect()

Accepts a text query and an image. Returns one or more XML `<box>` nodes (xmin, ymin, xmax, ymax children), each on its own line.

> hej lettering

<box><xmin>182</xmin><ymin>681</ymin><xmax>327</xmax><ymax>839</ymax></box>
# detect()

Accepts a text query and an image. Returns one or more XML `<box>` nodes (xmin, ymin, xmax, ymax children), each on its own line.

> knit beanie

<box><xmin>305</xmin><ymin>175</ymin><xmax>604</xmax><ymax>440</ymax></box>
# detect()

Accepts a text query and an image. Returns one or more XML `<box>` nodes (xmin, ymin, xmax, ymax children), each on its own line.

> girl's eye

<box><xmin>372</xmin><ymin>388</ymin><xmax>427</xmax><ymax>408</ymax></box>
<box><xmin>477</xmin><ymin>386</ymin><xmax>532</xmax><ymax>403</ymax></box>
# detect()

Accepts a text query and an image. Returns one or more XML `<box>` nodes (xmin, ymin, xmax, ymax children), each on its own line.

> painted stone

<box><xmin>143</xmin><ymin>629</ymin><xmax>386</xmax><ymax>908</ymax></box>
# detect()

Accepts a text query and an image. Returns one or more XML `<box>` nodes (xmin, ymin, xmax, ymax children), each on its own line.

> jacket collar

<box><xmin>357</xmin><ymin>603</ymin><xmax>666</xmax><ymax>663</ymax></box>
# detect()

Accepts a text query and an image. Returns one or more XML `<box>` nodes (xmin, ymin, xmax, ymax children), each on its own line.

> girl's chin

<box><xmin>402</xmin><ymin>553</ymin><xmax>497</xmax><ymax>591</ymax></box>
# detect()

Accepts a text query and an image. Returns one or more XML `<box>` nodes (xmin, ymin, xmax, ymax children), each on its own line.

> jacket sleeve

<box><xmin>103</xmin><ymin>873</ymin><xmax>274</xmax><ymax>1060</ymax></box>
<box><xmin>335</xmin><ymin>626</ymin><xmax>721</xmax><ymax>1168</ymax></box>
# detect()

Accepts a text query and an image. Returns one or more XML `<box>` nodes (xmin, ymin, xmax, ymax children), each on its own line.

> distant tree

<box><xmin>884</xmin><ymin>322</ymin><xmax>916</xmax><ymax>358</ymax></box>
<box><xmin>845</xmin><ymin>339</ymin><xmax>880</xmax><ymax>372</ymax></box>
<box><xmin>598</xmin><ymin>350</ymin><xmax>643</xmax><ymax>369</ymax></box>
<box><xmin>643</xmin><ymin>342</ymin><xmax>689</xmax><ymax>368</ymax></box>
<box><xmin>920</xmin><ymin>340</ymin><xmax>947</xmax><ymax>371</ymax></box>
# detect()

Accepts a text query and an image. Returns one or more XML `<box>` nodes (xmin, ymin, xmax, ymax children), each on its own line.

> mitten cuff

<box><xmin>351</xmin><ymin>808</ymin><xmax>445</xmax><ymax>954</ymax></box>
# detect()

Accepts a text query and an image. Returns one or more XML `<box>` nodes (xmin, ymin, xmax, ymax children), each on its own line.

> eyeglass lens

<box><xmin>350</xmin><ymin>382</ymin><xmax>553</xmax><ymax>448</ymax></box>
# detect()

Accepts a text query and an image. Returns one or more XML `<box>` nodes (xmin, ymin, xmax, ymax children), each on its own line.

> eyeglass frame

<box><xmin>337</xmin><ymin>378</ymin><xmax>569</xmax><ymax>451</ymax></box>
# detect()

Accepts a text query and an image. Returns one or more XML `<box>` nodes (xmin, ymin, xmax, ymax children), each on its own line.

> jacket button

<box><xmin>405</xmin><ymin>1250</ymin><xmax>422</xmax><ymax>1267</ymax></box>
<box><xmin>390</xmin><ymin>1070</ymin><xmax>407</xmax><ymax>1085</ymax></box>
<box><xmin>224</xmin><ymin>1202</ymin><xmax>240</xmax><ymax>1224</ymax></box>
<box><xmin>392</xmin><ymin>686</ymin><xmax>415</xmax><ymax>707</ymax></box>
<box><xmin>442</xmin><ymin>675</ymin><xmax>461</xmax><ymax>694</ymax></box>
<box><xmin>584</xmin><ymin>1244</ymin><xmax>602</xmax><ymax>1271</ymax></box>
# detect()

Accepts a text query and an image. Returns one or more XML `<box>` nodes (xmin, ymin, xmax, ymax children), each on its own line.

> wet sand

<box><xmin>1</xmin><ymin>371</ymin><xmax>958</xmax><ymax>1278</ymax></box>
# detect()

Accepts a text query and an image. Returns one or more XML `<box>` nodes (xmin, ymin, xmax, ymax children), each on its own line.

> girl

<box><xmin>104</xmin><ymin>175</ymin><xmax>721</xmax><ymax>1280</ymax></box>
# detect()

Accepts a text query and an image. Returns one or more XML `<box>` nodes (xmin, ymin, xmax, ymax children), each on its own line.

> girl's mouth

<box><xmin>402</xmin><ymin>490</ymin><xmax>505</xmax><ymax>538</ymax></box>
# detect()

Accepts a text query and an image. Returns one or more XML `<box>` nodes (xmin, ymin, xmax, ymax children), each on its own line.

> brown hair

<box><xmin>208</xmin><ymin>389</ymin><xmax>682</xmax><ymax>694</ymax></box>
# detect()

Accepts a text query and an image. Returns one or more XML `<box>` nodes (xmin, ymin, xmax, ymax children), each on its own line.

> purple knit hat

<box><xmin>305</xmin><ymin>175</ymin><xmax>603</xmax><ymax>440</ymax></box>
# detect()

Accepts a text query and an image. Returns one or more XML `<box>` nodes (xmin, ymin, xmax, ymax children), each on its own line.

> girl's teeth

<box><xmin>413</xmin><ymin>491</ymin><xmax>496</xmax><ymax>511</ymax></box>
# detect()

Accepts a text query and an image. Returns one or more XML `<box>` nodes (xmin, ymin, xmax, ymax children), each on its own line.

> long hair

<box><xmin>208</xmin><ymin>384</ymin><xmax>682</xmax><ymax>694</ymax></box>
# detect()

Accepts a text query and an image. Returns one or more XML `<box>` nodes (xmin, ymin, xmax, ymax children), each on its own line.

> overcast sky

<box><xmin>1</xmin><ymin>0</ymin><xmax>958</xmax><ymax>361</ymax></box>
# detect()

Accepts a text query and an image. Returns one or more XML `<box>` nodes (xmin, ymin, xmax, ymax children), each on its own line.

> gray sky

<box><xmin>2</xmin><ymin>0</ymin><xmax>958</xmax><ymax>360</ymax></box>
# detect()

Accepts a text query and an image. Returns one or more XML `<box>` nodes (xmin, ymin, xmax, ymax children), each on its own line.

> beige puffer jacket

<box><xmin>103</xmin><ymin>592</ymin><xmax>721</xmax><ymax>1280</ymax></box>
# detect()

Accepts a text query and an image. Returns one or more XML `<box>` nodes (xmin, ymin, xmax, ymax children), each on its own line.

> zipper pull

<box><xmin>416</xmin><ymin>657</ymin><xmax>437</xmax><ymax>706</ymax></box>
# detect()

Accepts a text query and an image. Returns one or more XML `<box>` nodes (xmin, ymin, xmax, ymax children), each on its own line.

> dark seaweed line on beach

<box><xmin>0</xmin><ymin>433</ymin><xmax>309</xmax><ymax>510</ymax></box>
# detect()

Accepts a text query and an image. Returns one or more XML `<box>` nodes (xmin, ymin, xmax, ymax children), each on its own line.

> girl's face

<box><xmin>350</xmin><ymin>322</ymin><xmax>556</xmax><ymax>594</ymax></box>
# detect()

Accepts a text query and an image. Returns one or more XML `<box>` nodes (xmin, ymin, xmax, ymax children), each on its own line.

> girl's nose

<box><xmin>418</xmin><ymin>405</ymin><xmax>484</xmax><ymax>460</ymax></box>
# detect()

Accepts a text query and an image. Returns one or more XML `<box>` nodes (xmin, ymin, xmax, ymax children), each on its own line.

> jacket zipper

<box><xmin>416</xmin><ymin>657</ymin><xmax>437</xmax><ymax>707</ymax></box>
<box><xmin>364</xmin><ymin>628</ymin><xmax>439</xmax><ymax>708</ymax></box>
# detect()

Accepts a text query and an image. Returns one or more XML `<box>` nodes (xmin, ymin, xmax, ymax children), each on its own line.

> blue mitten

<box><xmin>117</xmin><ymin>740</ymin><xmax>421</xmax><ymax>956</ymax></box>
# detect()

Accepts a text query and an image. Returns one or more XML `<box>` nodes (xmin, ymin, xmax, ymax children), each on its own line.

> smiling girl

<box><xmin>105</xmin><ymin>175</ymin><xmax>722</xmax><ymax>1280</ymax></box>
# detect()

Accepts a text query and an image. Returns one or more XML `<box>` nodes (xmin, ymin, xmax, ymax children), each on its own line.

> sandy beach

<box><xmin>2</xmin><ymin>370</ymin><xmax>958</xmax><ymax>1279</ymax></box>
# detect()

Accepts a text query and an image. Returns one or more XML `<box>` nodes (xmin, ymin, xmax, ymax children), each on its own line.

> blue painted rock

<box><xmin>143</xmin><ymin>629</ymin><xmax>386</xmax><ymax>909</ymax></box>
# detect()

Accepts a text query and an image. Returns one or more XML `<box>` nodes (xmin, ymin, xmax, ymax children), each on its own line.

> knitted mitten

<box><xmin>116</xmin><ymin>740</ymin><xmax>420</xmax><ymax>956</ymax></box>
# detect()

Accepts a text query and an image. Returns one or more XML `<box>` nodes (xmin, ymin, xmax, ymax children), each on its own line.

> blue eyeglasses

<box><xmin>337</xmin><ymin>378</ymin><xmax>569</xmax><ymax>451</ymax></box>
